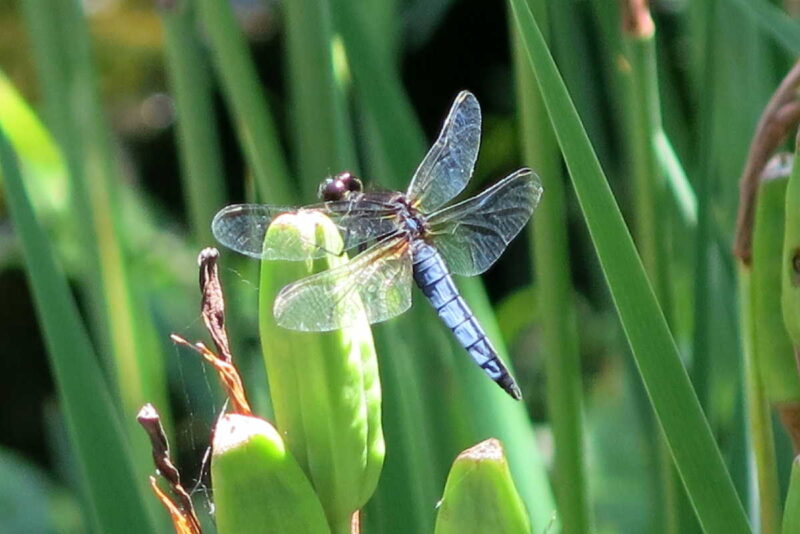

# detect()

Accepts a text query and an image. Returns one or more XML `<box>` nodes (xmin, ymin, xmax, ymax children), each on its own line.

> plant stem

<box><xmin>618</xmin><ymin>6</ymin><xmax>696</xmax><ymax>531</ymax></box>
<box><xmin>620</xmin><ymin>6</ymin><xmax>671</xmax><ymax>325</ymax></box>
<box><xmin>740</xmin><ymin>269</ymin><xmax>781</xmax><ymax>534</ymax></box>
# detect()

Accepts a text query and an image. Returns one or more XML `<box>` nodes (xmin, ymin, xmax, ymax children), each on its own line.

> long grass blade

<box><xmin>729</xmin><ymin>0</ymin><xmax>800</xmax><ymax>55</ymax></box>
<box><xmin>158</xmin><ymin>1</ymin><xmax>227</xmax><ymax>244</ymax></box>
<box><xmin>0</xmin><ymin>70</ymin><xmax>67</xmax><ymax>218</ymax></box>
<box><xmin>512</xmin><ymin>2</ymin><xmax>590</xmax><ymax>532</ymax></box>
<box><xmin>330</xmin><ymin>0</ymin><xmax>425</xmax><ymax>186</ymax></box>
<box><xmin>19</xmin><ymin>0</ymin><xmax>108</xmax><ymax>346</ymax></box>
<box><xmin>508</xmin><ymin>1</ymin><xmax>751</xmax><ymax>531</ymax></box>
<box><xmin>547</xmin><ymin>0</ymin><xmax>609</xmax><ymax>162</ymax></box>
<box><xmin>195</xmin><ymin>0</ymin><xmax>294</xmax><ymax>204</ymax></box>
<box><xmin>618</xmin><ymin>6</ymin><xmax>700</xmax><ymax>532</ymax></box>
<box><xmin>284</xmin><ymin>0</ymin><xmax>358</xmax><ymax>198</ymax></box>
<box><xmin>0</xmin><ymin>128</ymin><xmax>157</xmax><ymax>534</ymax></box>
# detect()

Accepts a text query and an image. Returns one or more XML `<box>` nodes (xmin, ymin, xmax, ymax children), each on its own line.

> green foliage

<box><xmin>507</xmin><ymin>0</ymin><xmax>750</xmax><ymax>532</ymax></box>
<box><xmin>0</xmin><ymin>128</ymin><xmax>157</xmax><ymax>533</ymax></box>
<box><xmin>20</xmin><ymin>0</ymin><xmax>172</xmax><ymax>488</ymax></box>
<box><xmin>0</xmin><ymin>71</ymin><xmax>65</xmax><ymax>216</ymax></box>
<box><xmin>0</xmin><ymin>447</ymin><xmax>82</xmax><ymax>534</ymax></box>
<box><xmin>8</xmin><ymin>0</ymin><xmax>800</xmax><ymax>532</ymax></box>
<box><xmin>284</xmin><ymin>0</ymin><xmax>357</xmax><ymax>199</ymax></box>
<box><xmin>194</xmin><ymin>0</ymin><xmax>293</xmax><ymax>204</ymax></box>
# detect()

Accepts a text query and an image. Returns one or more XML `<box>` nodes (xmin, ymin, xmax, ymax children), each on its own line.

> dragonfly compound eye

<box><xmin>319</xmin><ymin>171</ymin><xmax>363</xmax><ymax>201</ymax></box>
<box><xmin>318</xmin><ymin>177</ymin><xmax>344</xmax><ymax>201</ymax></box>
<box><xmin>340</xmin><ymin>172</ymin><xmax>363</xmax><ymax>193</ymax></box>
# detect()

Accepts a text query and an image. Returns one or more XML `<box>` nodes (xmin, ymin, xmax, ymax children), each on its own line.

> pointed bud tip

<box><xmin>457</xmin><ymin>438</ymin><xmax>504</xmax><ymax>462</ymax></box>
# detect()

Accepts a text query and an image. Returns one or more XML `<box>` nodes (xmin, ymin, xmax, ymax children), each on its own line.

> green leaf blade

<box><xmin>512</xmin><ymin>4</ymin><xmax>591</xmax><ymax>531</ymax></box>
<box><xmin>285</xmin><ymin>0</ymin><xmax>358</xmax><ymax>198</ymax></box>
<box><xmin>195</xmin><ymin>0</ymin><xmax>294</xmax><ymax>204</ymax></box>
<box><xmin>158</xmin><ymin>2</ymin><xmax>227</xmax><ymax>244</ymax></box>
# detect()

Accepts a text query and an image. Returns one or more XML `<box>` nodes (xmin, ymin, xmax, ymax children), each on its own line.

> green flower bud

<box><xmin>752</xmin><ymin>167</ymin><xmax>800</xmax><ymax>402</ymax></box>
<box><xmin>211</xmin><ymin>414</ymin><xmax>330</xmax><ymax>534</ymax></box>
<box><xmin>435</xmin><ymin>438</ymin><xmax>531</xmax><ymax>534</ymax></box>
<box><xmin>259</xmin><ymin>211</ymin><xmax>384</xmax><ymax>532</ymax></box>
<box><xmin>785</xmin><ymin>144</ymin><xmax>800</xmax><ymax>345</ymax></box>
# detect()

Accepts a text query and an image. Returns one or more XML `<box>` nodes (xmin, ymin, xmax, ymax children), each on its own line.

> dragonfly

<box><xmin>212</xmin><ymin>91</ymin><xmax>542</xmax><ymax>400</ymax></box>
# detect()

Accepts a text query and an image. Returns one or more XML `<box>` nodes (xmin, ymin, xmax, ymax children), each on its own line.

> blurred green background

<box><xmin>2</xmin><ymin>0</ymin><xmax>800</xmax><ymax>532</ymax></box>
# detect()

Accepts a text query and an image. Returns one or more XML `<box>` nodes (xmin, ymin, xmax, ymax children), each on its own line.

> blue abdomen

<box><xmin>411</xmin><ymin>240</ymin><xmax>521</xmax><ymax>399</ymax></box>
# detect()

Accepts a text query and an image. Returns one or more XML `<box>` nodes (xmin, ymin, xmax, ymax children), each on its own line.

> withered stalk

<box><xmin>172</xmin><ymin>247</ymin><xmax>252</xmax><ymax>415</ymax></box>
<box><xmin>137</xmin><ymin>404</ymin><xmax>202</xmax><ymax>534</ymax></box>
<box><xmin>734</xmin><ymin>60</ymin><xmax>800</xmax><ymax>265</ymax></box>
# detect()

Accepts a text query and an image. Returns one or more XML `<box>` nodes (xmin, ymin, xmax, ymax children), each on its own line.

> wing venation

<box><xmin>211</xmin><ymin>200</ymin><xmax>399</xmax><ymax>260</ymax></box>
<box><xmin>273</xmin><ymin>236</ymin><xmax>413</xmax><ymax>331</ymax></box>
<box><xmin>426</xmin><ymin>169</ymin><xmax>542</xmax><ymax>276</ymax></box>
<box><xmin>406</xmin><ymin>91</ymin><xmax>481</xmax><ymax>213</ymax></box>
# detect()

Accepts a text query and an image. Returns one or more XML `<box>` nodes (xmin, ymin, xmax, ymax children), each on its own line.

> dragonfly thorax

<box><xmin>392</xmin><ymin>195</ymin><xmax>427</xmax><ymax>238</ymax></box>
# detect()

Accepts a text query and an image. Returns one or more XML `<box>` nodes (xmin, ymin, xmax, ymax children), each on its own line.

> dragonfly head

<box><xmin>318</xmin><ymin>171</ymin><xmax>363</xmax><ymax>201</ymax></box>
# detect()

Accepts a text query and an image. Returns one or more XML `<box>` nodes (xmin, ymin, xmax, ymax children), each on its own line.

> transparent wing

<box><xmin>211</xmin><ymin>200</ymin><xmax>400</xmax><ymax>260</ymax></box>
<box><xmin>406</xmin><ymin>91</ymin><xmax>481</xmax><ymax>213</ymax></box>
<box><xmin>426</xmin><ymin>168</ymin><xmax>542</xmax><ymax>276</ymax></box>
<box><xmin>274</xmin><ymin>236</ymin><xmax>413</xmax><ymax>331</ymax></box>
